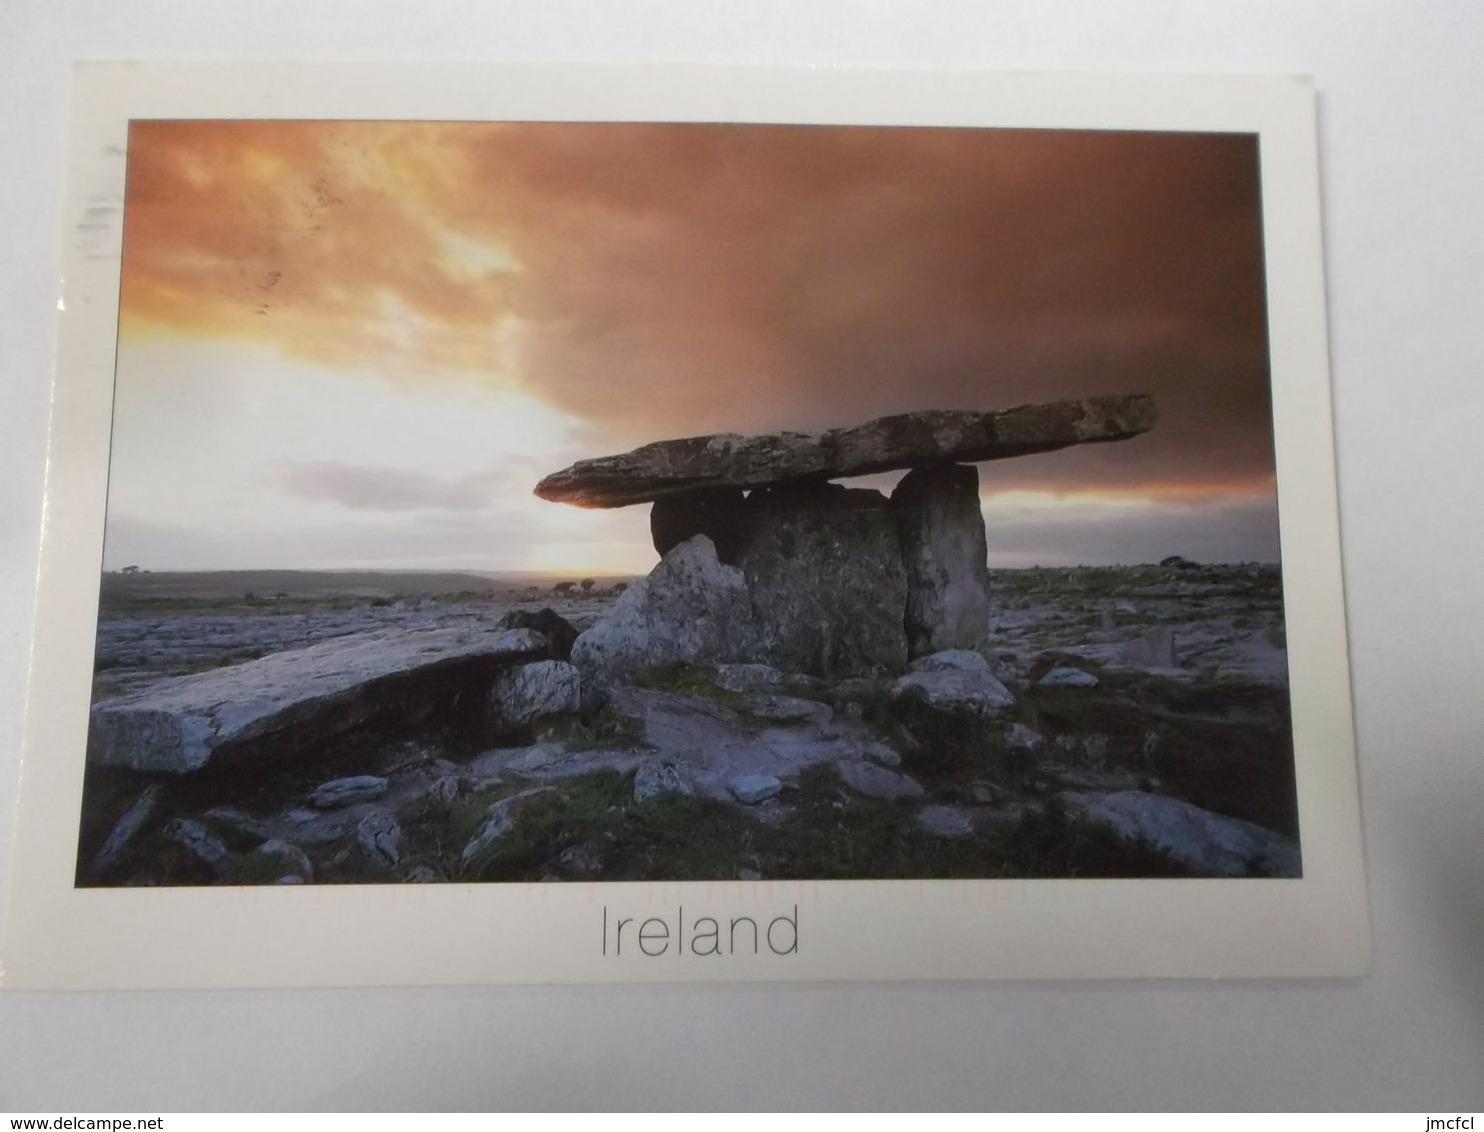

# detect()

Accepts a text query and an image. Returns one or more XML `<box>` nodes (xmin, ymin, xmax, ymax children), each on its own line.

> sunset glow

<box><xmin>107</xmin><ymin>120</ymin><xmax>1279</xmax><ymax>571</ymax></box>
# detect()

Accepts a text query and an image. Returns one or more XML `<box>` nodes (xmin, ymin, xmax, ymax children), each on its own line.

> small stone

<box><xmin>728</xmin><ymin>774</ymin><xmax>783</xmax><ymax>805</ymax></box>
<box><xmin>915</xmin><ymin>805</ymin><xmax>976</xmax><ymax>839</ymax></box>
<box><xmin>201</xmin><ymin>806</ymin><xmax>275</xmax><ymax>850</ymax></box>
<box><xmin>1038</xmin><ymin>667</ymin><xmax>1099</xmax><ymax>688</ymax></box>
<box><xmin>633</xmin><ymin>760</ymin><xmax>695</xmax><ymax>802</ymax></box>
<box><xmin>837</xmin><ymin>759</ymin><xmax>925</xmax><ymax>800</ymax></box>
<box><xmin>403</xmin><ymin>864</ymin><xmax>442</xmax><ymax>883</ymax></box>
<box><xmin>892</xmin><ymin>650</ymin><xmax>1015</xmax><ymax>716</ymax></box>
<box><xmin>557</xmin><ymin>841</ymin><xmax>608</xmax><ymax>877</ymax></box>
<box><xmin>275</xmin><ymin>875</ymin><xmax>306</xmax><ymax>885</ymax></box>
<box><xmin>745</xmin><ymin>694</ymin><xmax>833</xmax><ymax>725</ymax></box>
<box><xmin>861</xmin><ymin>740</ymin><xmax>902</xmax><ymax>768</ymax></box>
<box><xmin>737</xmin><ymin>869</ymin><xmax>763</xmax><ymax>882</ymax></box>
<box><xmin>1004</xmin><ymin>722</ymin><xmax>1043</xmax><ymax>750</ymax></box>
<box><xmin>252</xmin><ymin>838</ymin><xmax>314</xmax><ymax>883</ymax></box>
<box><xmin>308</xmin><ymin>775</ymin><xmax>388</xmax><ymax>808</ymax></box>
<box><xmin>426</xmin><ymin>775</ymin><xmax>461</xmax><ymax>802</ymax></box>
<box><xmin>87</xmin><ymin>785</ymin><xmax>163</xmax><ymax>877</ymax></box>
<box><xmin>970</xmin><ymin>781</ymin><xmax>997</xmax><ymax>804</ymax></box>
<box><xmin>356</xmin><ymin>811</ymin><xmax>401</xmax><ymax>869</ymax></box>
<box><xmin>162</xmin><ymin>818</ymin><xmax>232</xmax><ymax>873</ymax></box>
<box><xmin>462</xmin><ymin>788</ymin><xmax>554</xmax><ymax>865</ymax></box>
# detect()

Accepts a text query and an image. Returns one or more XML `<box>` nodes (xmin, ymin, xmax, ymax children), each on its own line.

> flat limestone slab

<box><xmin>87</xmin><ymin>626</ymin><xmax>546</xmax><ymax>773</ymax></box>
<box><xmin>535</xmin><ymin>394</ymin><xmax>1157</xmax><ymax>507</ymax></box>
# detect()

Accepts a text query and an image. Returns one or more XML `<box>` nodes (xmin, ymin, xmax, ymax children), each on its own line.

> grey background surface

<box><xmin>1</xmin><ymin>0</ymin><xmax>1480</xmax><ymax>1111</ymax></box>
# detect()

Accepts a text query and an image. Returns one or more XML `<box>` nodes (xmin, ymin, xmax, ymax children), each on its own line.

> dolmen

<box><xmin>535</xmin><ymin>394</ymin><xmax>1157</xmax><ymax>689</ymax></box>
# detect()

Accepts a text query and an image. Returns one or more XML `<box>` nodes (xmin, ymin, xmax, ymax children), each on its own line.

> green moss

<box><xmin>537</xmin><ymin>703</ymin><xmax>643</xmax><ymax>749</ymax></box>
<box><xmin>465</xmin><ymin>768</ymin><xmax>751</xmax><ymax>882</ymax></box>
<box><xmin>229</xmin><ymin>850</ymin><xmax>297</xmax><ymax>886</ymax></box>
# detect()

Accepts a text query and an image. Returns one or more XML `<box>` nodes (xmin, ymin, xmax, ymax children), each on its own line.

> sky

<box><xmin>103</xmin><ymin>120</ymin><xmax>1281</xmax><ymax>573</ymax></box>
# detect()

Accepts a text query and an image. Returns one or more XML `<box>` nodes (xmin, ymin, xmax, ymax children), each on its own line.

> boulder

<box><xmin>252</xmin><ymin>838</ymin><xmax>314</xmax><ymax>883</ymax></box>
<box><xmin>162</xmin><ymin>818</ymin><xmax>232</xmax><ymax>874</ymax></box>
<box><xmin>556</xmin><ymin>841</ymin><xmax>610</xmax><ymax>878</ymax></box>
<box><xmin>201</xmin><ymin>807</ymin><xmax>276</xmax><ymax>850</ymax></box>
<box><xmin>308</xmin><ymin>775</ymin><xmax>388</xmax><ymax>809</ymax></box>
<box><xmin>744</xmin><ymin>694</ymin><xmax>833</xmax><ymax>726</ymax></box>
<box><xmin>461</xmin><ymin>787</ymin><xmax>554</xmax><ymax>866</ymax></box>
<box><xmin>633</xmin><ymin>760</ymin><xmax>696</xmax><ymax>801</ymax></box>
<box><xmin>650</xmin><ymin>488</ymin><xmax>750</xmax><ymax>563</ymax></box>
<box><xmin>87</xmin><ymin>625</ymin><xmax>547</xmax><ymax>773</ymax></box>
<box><xmin>490</xmin><ymin>660</ymin><xmax>582</xmax><ymax>728</ymax></box>
<box><xmin>837</xmin><ymin>759</ymin><xmax>925</xmax><ymax>800</ymax></box>
<box><xmin>728</xmin><ymin>774</ymin><xmax>783</xmax><ymax>805</ymax></box>
<box><xmin>1038</xmin><ymin>666</ymin><xmax>1099</xmax><ymax>688</ymax></box>
<box><xmin>891</xmin><ymin>650</ymin><xmax>1015</xmax><ymax>717</ymax></box>
<box><xmin>739</xmin><ymin>483</ymin><xmax>908</xmax><ymax>678</ymax></box>
<box><xmin>1004</xmin><ymin>722</ymin><xmax>1043</xmax><ymax>750</ymax></box>
<box><xmin>1062</xmin><ymin>791</ymin><xmax>1301</xmax><ymax>877</ymax></box>
<box><xmin>535</xmin><ymin>395</ymin><xmax>1159</xmax><ymax>507</ymax></box>
<box><xmin>85</xmin><ymin>785</ymin><xmax>163</xmax><ymax>878</ymax></box>
<box><xmin>892</xmin><ymin>464</ymin><xmax>992</xmax><ymax>657</ymax></box>
<box><xmin>356</xmin><ymin>811</ymin><xmax>402</xmax><ymax>869</ymax></box>
<box><xmin>570</xmin><ymin>536</ymin><xmax>758</xmax><ymax>696</ymax></box>
<box><xmin>497</xmin><ymin>608</ymin><xmax>578</xmax><ymax>661</ymax></box>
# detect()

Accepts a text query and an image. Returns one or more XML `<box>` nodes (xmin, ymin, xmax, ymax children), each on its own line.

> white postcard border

<box><xmin>2</xmin><ymin>62</ymin><xmax>1368</xmax><ymax>988</ymax></box>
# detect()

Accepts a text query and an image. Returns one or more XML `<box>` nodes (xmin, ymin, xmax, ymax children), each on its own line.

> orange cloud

<box><xmin>119</xmin><ymin>120</ymin><xmax>1274</xmax><ymax>496</ymax></box>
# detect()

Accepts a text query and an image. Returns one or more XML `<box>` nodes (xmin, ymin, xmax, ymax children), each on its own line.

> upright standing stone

<box><xmin>570</xmin><ymin>535</ymin><xmax>759</xmax><ymax>696</ymax></box>
<box><xmin>892</xmin><ymin>464</ymin><xmax>992</xmax><ymax>658</ymax></box>
<box><xmin>738</xmin><ymin>483</ymin><xmax>908</xmax><ymax>677</ymax></box>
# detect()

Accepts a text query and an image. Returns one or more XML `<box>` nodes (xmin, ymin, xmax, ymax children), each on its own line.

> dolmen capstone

<box><xmin>536</xmin><ymin>394</ymin><xmax>1157</xmax><ymax>688</ymax></box>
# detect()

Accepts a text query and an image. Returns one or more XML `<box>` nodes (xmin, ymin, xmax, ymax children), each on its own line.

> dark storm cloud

<box><xmin>123</xmin><ymin>122</ymin><xmax>1273</xmax><ymax>497</ymax></box>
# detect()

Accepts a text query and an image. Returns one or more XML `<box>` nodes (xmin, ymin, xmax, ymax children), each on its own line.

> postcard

<box><xmin>0</xmin><ymin>63</ymin><xmax>1367</xmax><ymax>987</ymax></box>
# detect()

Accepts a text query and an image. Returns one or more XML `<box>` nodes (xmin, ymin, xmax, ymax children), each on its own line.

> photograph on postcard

<box><xmin>75</xmin><ymin>118</ymin><xmax>1301</xmax><ymax>889</ymax></box>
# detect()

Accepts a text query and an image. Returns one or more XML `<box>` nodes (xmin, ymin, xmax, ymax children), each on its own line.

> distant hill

<box><xmin>101</xmin><ymin>569</ymin><xmax>526</xmax><ymax>602</ymax></box>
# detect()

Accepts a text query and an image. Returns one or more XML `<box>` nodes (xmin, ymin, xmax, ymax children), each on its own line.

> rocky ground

<box><xmin>76</xmin><ymin>562</ymin><xmax>1300</xmax><ymax>886</ymax></box>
